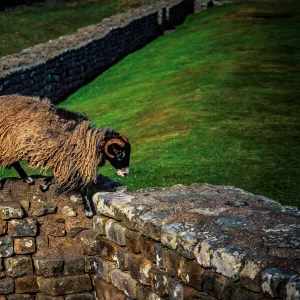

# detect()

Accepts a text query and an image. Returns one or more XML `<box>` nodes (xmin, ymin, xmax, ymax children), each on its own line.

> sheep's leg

<box><xmin>11</xmin><ymin>162</ymin><xmax>34</xmax><ymax>185</ymax></box>
<box><xmin>40</xmin><ymin>177</ymin><xmax>53</xmax><ymax>192</ymax></box>
<box><xmin>83</xmin><ymin>186</ymin><xmax>95</xmax><ymax>218</ymax></box>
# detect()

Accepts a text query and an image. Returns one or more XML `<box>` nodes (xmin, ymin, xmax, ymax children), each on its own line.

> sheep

<box><xmin>0</xmin><ymin>95</ymin><xmax>131</xmax><ymax>215</ymax></box>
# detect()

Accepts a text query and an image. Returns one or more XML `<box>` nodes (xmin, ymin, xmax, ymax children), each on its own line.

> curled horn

<box><xmin>104</xmin><ymin>138</ymin><xmax>125</xmax><ymax>158</ymax></box>
<box><xmin>121</xmin><ymin>135</ymin><xmax>129</xmax><ymax>143</ymax></box>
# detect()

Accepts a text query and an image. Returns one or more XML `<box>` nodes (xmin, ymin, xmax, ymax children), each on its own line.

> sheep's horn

<box><xmin>104</xmin><ymin>138</ymin><xmax>125</xmax><ymax>158</ymax></box>
<box><xmin>121</xmin><ymin>135</ymin><xmax>129</xmax><ymax>143</ymax></box>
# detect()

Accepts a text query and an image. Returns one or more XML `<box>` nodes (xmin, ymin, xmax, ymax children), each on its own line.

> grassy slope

<box><xmin>0</xmin><ymin>0</ymin><xmax>119</xmax><ymax>57</ymax></box>
<box><xmin>59</xmin><ymin>0</ymin><xmax>300</xmax><ymax>206</ymax></box>
<box><xmin>1</xmin><ymin>1</ymin><xmax>299</xmax><ymax>206</ymax></box>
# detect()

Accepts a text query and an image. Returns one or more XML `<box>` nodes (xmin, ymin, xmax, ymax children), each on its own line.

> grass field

<box><xmin>1</xmin><ymin>0</ymin><xmax>299</xmax><ymax>206</ymax></box>
<box><xmin>0</xmin><ymin>0</ymin><xmax>137</xmax><ymax>58</ymax></box>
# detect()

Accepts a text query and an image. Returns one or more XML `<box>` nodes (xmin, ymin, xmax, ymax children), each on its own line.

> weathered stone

<box><xmin>94</xmin><ymin>278</ymin><xmax>126</xmax><ymax>300</ymax></box>
<box><xmin>65</xmin><ymin>293</ymin><xmax>95</xmax><ymax>300</ymax></box>
<box><xmin>261</xmin><ymin>268</ymin><xmax>298</xmax><ymax>298</ymax></box>
<box><xmin>194</xmin><ymin>236</ymin><xmax>232</xmax><ymax>268</ymax></box>
<box><xmin>0</xmin><ymin>219</ymin><xmax>7</xmax><ymax>235</ymax></box>
<box><xmin>211</xmin><ymin>246</ymin><xmax>254</xmax><ymax>281</ymax></box>
<box><xmin>0</xmin><ymin>202</ymin><xmax>24</xmax><ymax>219</ymax></box>
<box><xmin>94</xmin><ymin>236</ymin><xmax>119</xmax><ymax>260</ymax></box>
<box><xmin>136</xmin><ymin>285</ymin><xmax>161</xmax><ymax>300</ymax></box>
<box><xmin>95</xmin><ymin>257</ymin><xmax>116</xmax><ymax>282</ymax></box>
<box><xmin>79</xmin><ymin>230</ymin><xmax>98</xmax><ymax>255</ymax></box>
<box><xmin>161</xmin><ymin>222</ymin><xmax>186</xmax><ymax>250</ymax></box>
<box><xmin>64</xmin><ymin>256</ymin><xmax>85</xmax><ymax>275</ymax></box>
<box><xmin>14</xmin><ymin>237</ymin><xmax>36</xmax><ymax>254</ymax></box>
<box><xmin>0</xmin><ymin>236</ymin><xmax>14</xmax><ymax>257</ymax></box>
<box><xmin>163</xmin><ymin>247</ymin><xmax>183</xmax><ymax>277</ymax></box>
<box><xmin>202</xmin><ymin>270</ymin><xmax>228</xmax><ymax>298</ymax></box>
<box><xmin>154</xmin><ymin>243</ymin><xmax>164</xmax><ymax>268</ymax></box>
<box><xmin>36</xmin><ymin>236</ymin><xmax>49</xmax><ymax>251</ymax></box>
<box><xmin>141</xmin><ymin>236</ymin><xmax>158</xmax><ymax>263</ymax></box>
<box><xmin>33</xmin><ymin>256</ymin><xmax>64</xmax><ymax>277</ymax></box>
<box><xmin>177</xmin><ymin>228</ymin><xmax>210</xmax><ymax>259</ymax></box>
<box><xmin>35</xmin><ymin>294</ymin><xmax>64</xmax><ymax>300</ymax></box>
<box><xmin>111</xmin><ymin>269</ymin><xmax>138</xmax><ymax>298</ymax></box>
<box><xmin>0</xmin><ymin>277</ymin><xmax>14</xmax><ymax>294</ymax></box>
<box><xmin>19</xmin><ymin>200</ymin><xmax>30</xmax><ymax>211</ymax></box>
<box><xmin>62</xmin><ymin>206</ymin><xmax>77</xmax><ymax>217</ymax></box>
<box><xmin>125</xmin><ymin>228</ymin><xmax>142</xmax><ymax>253</ymax></box>
<box><xmin>128</xmin><ymin>253</ymin><xmax>153</xmax><ymax>285</ymax></box>
<box><xmin>14</xmin><ymin>275</ymin><xmax>39</xmax><ymax>293</ymax></box>
<box><xmin>138</xmin><ymin>210</ymin><xmax>172</xmax><ymax>241</ymax></box>
<box><xmin>180</xmin><ymin>257</ymin><xmax>205</xmax><ymax>290</ymax></box>
<box><xmin>93</xmin><ymin>215</ymin><xmax>110</xmax><ymax>235</ymax></box>
<box><xmin>286</xmin><ymin>276</ymin><xmax>300</xmax><ymax>300</ymax></box>
<box><xmin>37</xmin><ymin>274</ymin><xmax>92</xmax><ymax>296</ymax></box>
<box><xmin>105</xmin><ymin>219</ymin><xmax>127</xmax><ymax>245</ymax></box>
<box><xmin>85</xmin><ymin>256</ymin><xmax>101</xmax><ymax>274</ymax></box>
<box><xmin>70</xmin><ymin>193</ymin><xmax>84</xmax><ymax>205</ymax></box>
<box><xmin>149</xmin><ymin>268</ymin><xmax>168</xmax><ymax>296</ymax></box>
<box><xmin>6</xmin><ymin>295</ymin><xmax>33</xmax><ymax>300</ymax></box>
<box><xmin>32</xmin><ymin>205</ymin><xmax>57</xmax><ymax>217</ymax></box>
<box><xmin>4</xmin><ymin>255</ymin><xmax>33</xmax><ymax>277</ymax></box>
<box><xmin>8</xmin><ymin>218</ymin><xmax>37</xmax><ymax>237</ymax></box>
<box><xmin>115</xmin><ymin>247</ymin><xmax>130</xmax><ymax>270</ymax></box>
<box><xmin>93</xmin><ymin>192</ymin><xmax>134</xmax><ymax>219</ymax></box>
<box><xmin>263</xmin><ymin>231</ymin><xmax>300</xmax><ymax>249</ymax></box>
<box><xmin>213</xmin><ymin>215</ymin><xmax>249</xmax><ymax>230</ymax></box>
<box><xmin>168</xmin><ymin>277</ymin><xmax>201</xmax><ymax>299</ymax></box>
<box><xmin>67</xmin><ymin>226</ymin><xmax>88</xmax><ymax>238</ymax></box>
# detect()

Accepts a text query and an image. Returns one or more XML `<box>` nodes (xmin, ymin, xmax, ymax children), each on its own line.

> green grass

<box><xmin>2</xmin><ymin>0</ymin><xmax>300</xmax><ymax>207</ymax></box>
<box><xmin>0</xmin><ymin>0</ymin><xmax>134</xmax><ymax>57</ymax></box>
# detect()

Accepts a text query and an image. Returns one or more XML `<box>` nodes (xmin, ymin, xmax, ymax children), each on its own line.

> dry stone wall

<box><xmin>0</xmin><ymin>0</ymin><xmax>195</xmax><ymax>103</ymax></box>
<box><xmin>0</xmin><ymin>177</ymin><xmax>299</xmax><ymax>299</ymax></box>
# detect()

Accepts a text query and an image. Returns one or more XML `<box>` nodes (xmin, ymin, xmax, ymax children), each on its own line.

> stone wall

<box><xmin>0</xmin><ymin>177</ymin><xmax>299</xmax><ymax>299</ymax></box>
<box><xmin>0</xmin><ymin>0</ymin><xmax>195</xmax><ymax>103</ymax></box>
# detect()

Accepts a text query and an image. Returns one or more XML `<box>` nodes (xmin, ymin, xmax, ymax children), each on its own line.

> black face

<box><xmin>106</xmin><ymin>142</ymin><xmax>131</xmax><ymax>177</ymax></box>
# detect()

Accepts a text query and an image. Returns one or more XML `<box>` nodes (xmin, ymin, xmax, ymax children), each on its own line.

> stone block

<box><xmin>37</xmin><ymin>274</ymin><xmax>92</xmax><ymax>296</ymax></box>
<box><xmin>115</xmin><ymin>247</ymin><xmax>130</xmax><ymax>270</ymax></box>
<box><xmin>105</xmin><ymin>219</ymin><xmax>127</xmax><ymax>246</ymax></box>
<box><xmin>128</xmin><ymin>253</ymin><xmax>153</xmax><ymax>285</ymax></box>
<box><xmin>194</xmin><ymin>236</ymin><xmax>232</xmax><ymax>268</ymax></box>
<box><xmin>202</xmin><ymin>270</ymin><xmax>229</xmax><ymax>299</ymax></box>
<box><xmin>64</xmin><ymin>256</ymin><xmax>85</xmax><ymax>275</ymax></box>
<box><xmin>168</xmin><ymin>277</ymin><xmax>201</xmax><ymax>300</ymax></box>
<box><xmin>0</xmin><ymin>202</ymin><xmax>24</xmax><ymax>219</ymax></box>
<box><xmin>211</xmin><ymin>246</ymin><xmax>254</xmax><ymax>281</ymax></box>
<box><xmin>93</xmin><ymin>215</ymin><xmax>110</xmax><ymax>235</ymax></box>
<box><xmin>149</xmin><ymin>267</ymin><xmax>168</xmax><ymax>296</ymax></box>
<box><xmin>85</xmin><ymin>256</ymin><xmax>101</xmax><ymax>274</ymax></box>
<box><xmin>95</xmin><ymin>257</ymin><xmax>116</xmax><ymax>282</ymax></box>
<box><xmin>161</xmin><ymin>222</ymin><xmax>185</xmax><ymax>250</ymax></box>
<box><xmin>6</xmin><ymin>295</ymin><xmax>33</xmax><ymax>300</ymax></box>
<box><xmin>125</xmin><ymin>228</ymin><xmax>142</xmax><ymax>253</ymax></box>
<box><xmin>94</xmin><ymin>278</ymin><xmax>126</xmax><ymax>300</ymax></box>
<box><xmin>0</xmin><ymin>236</ymin><xmax>14</xmax><ymax>257</ymax></box>
<box><xmin>94</xmin><ymin>236</ymin><xmax>119</xmax><ymax>260</ymax></box>
<box><xmin>261</xmin><ymin>268</ymin><xmax>298</xmax><ymax>298</ymax></box>
<box><xmin>138</xmin><ymin>211</ymin><xmax>172</xmax><ymax>241</ymax></box>
<box><xmin>163</xmin><ymin>247</ymin><xmax>183</xmax><ymax>277</ymax></box>
<box><xmin>179</xmin><ymin>256</ymin><xmax>205</xmax><ymax>290</ymax></box>
<box><xmin>286</xmin><ymin>276</ymin><xmax>300</xmax><ymax>300</ymax></box>
<box><xmin>8</xmin><ymin>218</ymin><xmax>37</xmax><ymax>237</ymax></box>
<box><xmin>4</xmin><ymin>255</ymin><xmax>33</xmax><ymax>277</ymax></box>
<box><xmin>154</xmin><ymin>243</ymin><xmax>164</xmax><ymax>268</ymax></box>
<box><xmin>35</xmin><ymin>294</ymin><xmax>64</xmax><ymax>300</ymax></box>
<box><xmin>111</xmin><ymin>269</ymin><xmax>138</xmax><ymax>298</ymax></box>
<box><xmin>32</xmin><ymin>205</ymin><xmax>57</xmax><ymax>217</ymax></box>
<box><xmin>33</xmin><ymin>256</ymin><xmax>64</xmax><ymax>277</ymax></box>
<box><xmin>141</xmin><ymin>236</ymin><xmax>157</xmax><ymax>263</ymax></box>
<box><xmin>14</xmin><ymin>237</ymin><xmax>36</xmax><ymax>254</ymax></box>
<box><xmin>136</xmin><ymin>285</ymin><xmax>161</xmax><ymax>300</ymax></box>
<box><xmin>0</xmin><ymin>277</ymin><xmax>14</xmax><ymax>294</ymax></box>
<box><xmin>14</xmin><ymin>275</ymin><xmax>39</xmax><ymax>293</ymax></box>
<box><xmin>78</xmin><ymin>230</ymin><xmax>98</xmax><ymax>255</ymax></box>
<box><xmin>0</xmin><ymin>219</ymin><xmax>7</xmax><ymax>235</ymax></box>
<box><xmin>65</xmin><ymin>293</ymin><xmax>95</xmax><ymax>300</ymax></box>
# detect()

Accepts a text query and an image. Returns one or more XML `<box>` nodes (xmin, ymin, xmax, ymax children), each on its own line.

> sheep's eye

<box><xmin>115</xmin><ymin>150</ymin><xmax>125</xmax><ymax>161</ymax></box>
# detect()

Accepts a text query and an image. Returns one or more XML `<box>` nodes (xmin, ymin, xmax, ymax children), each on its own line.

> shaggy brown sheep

<box><xmin>0</xmin><ymin>95</ymin><xmax>131</xmax><ymax>196</ymax></box>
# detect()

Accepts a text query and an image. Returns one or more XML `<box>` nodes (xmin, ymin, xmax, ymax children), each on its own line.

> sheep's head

<box><xmin>104</xmin><ymin>135</ymin><xmax>131</xmax><ymax>177</ymax></box>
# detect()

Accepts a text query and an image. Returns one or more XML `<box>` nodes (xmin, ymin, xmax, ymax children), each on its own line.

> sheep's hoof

<box><xmin>84</xmin><ymin>210</ymin><xmax>94</xmax><ymax>219</ymax></box>
<box><xmin>24</xmin><ymin>177</ymin><xmax>34</xmax><ymax>185</ymax></box>
<box><xmin>40</xmin><ymin>183</ymin><xmax>50</xmax><ymax>193</ymax></box>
